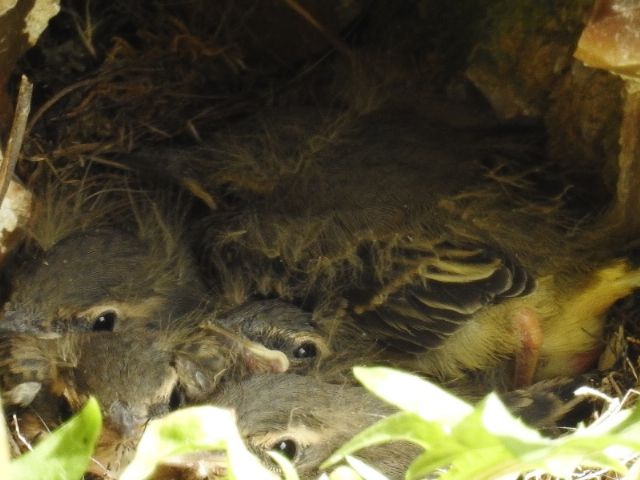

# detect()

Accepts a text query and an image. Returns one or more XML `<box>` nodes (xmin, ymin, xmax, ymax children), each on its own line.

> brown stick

<box><xmin>0</xmin><ymin>75</ymin><xmax>33</xmax><ymax>210</ymax></box>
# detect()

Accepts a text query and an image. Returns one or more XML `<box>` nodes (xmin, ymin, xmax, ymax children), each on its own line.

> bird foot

<box><xmin>512</xmin><ymin>307</ymin><xmax>544</xmax><ymax>388</ymax></box>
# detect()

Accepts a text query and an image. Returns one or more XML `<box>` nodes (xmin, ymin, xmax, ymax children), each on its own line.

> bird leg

<box><xmin>512</xmin><ymin>307</ymin><xmax>544</xmax><ymax>388</ymax></box>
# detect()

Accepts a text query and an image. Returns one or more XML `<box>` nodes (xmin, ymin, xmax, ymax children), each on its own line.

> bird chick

<box><xmin>211</xmin><ymin>374</ymin><xmax>418</xmax><ymax>480</ymax></box>
<box><xmin>201</xmin><ymin>103</ymin><xmax>640</xmax><ymax>389</ymax></box>
<box><xmin>0</xmin><ymin>324</ymin><xmax>289</xmax><ymax>477</ymax></box>
<box><xmin>2</xmin><ymin>228</ymin><xmax>204</xmax><ymax>334</ymax></box>
<box><xmin>0</xmin><ymin>330</ymin><xmax>184</xmax><ymax>474</ymax></box>
<box><xmin>1</xmin><ymin>171</ymin><xmax>205</xmax><ymax>335</ymax></box>
<box><xmin>216</xmin><ymin>300</ymin><xmax>330</xmax><ymax>373</ymax></box>
<box><xmin>171</xmin><ymin>373</ymin><xmax>595</xmax><ymax>480</ymax></box>
<box><xmin>213</xmin><ymin>299</ymin><xmax>388</xmax><ymax>384</ymax></box>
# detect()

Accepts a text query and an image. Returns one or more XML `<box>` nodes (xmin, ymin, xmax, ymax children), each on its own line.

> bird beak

<box><xmin>86</xmin><ymin>407</ymin><xmax>146</xmax><ymax>478</ymax></box>
<box><xmin>108</xmin><ymin>401</ymin><xmax>147</xmax><ymax>438</ymax></box>
<box><xmin>242</xmin><ymin>341</ymin><xmax>290</xmax><ymax>374</ymax></box>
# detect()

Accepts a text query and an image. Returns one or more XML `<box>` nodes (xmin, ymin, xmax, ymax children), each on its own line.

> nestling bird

<box><xmin>1</xmin><ymin>330</ymin><xmax>189</xmax><ymax>474</ymax></box>
<box><xmin>216</xmin><ymin>299</ymin><xmax>331</xmax><ymax>373</ymax></box>
<box><xmin>0</xmin><ymin>171</ymin><xmax>206</xmax><ymax>335</ymax></box>
<box><xmin>212</xmin><ymin>298</ymin><xmax>388</xmax><ymax>383</ymax></box>
<box><xmin>197</xmin><ymin>101</ymin><xmax>640</xmax><ymax>389</ymax></box>
<box><xmin>167</xmin><ymin>373</ymin><xmax>597</xmax><ymax>480</ymax></box>
<box><xmin>207</xmin><ymin>374</ymin><xmax>418</xmax><ymax>480</ymax></box>
<box><xmin>0</xmin><ymin>323</ymin><xmax>289</xmax><ymax>477</ymax></box>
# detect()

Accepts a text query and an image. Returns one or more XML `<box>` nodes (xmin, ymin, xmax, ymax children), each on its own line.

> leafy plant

<box><xmin>5</xmin><ymin>368</ymin><xmax>640</xmax><ymax>480</ymax></box>
<box><xmin>322</xmin><ymin>367</ymin><xmax>640</xmax><ymax>480</ymax></box>
<box><xmin>2</xmin><ymin>397</ymin><xmax>288</xmax><ymax>480</ymax></box>
<box><xmin>120</xmin><ymin>405</ymin><xmax>277</xmax><ymax>480</ymax></box>
<box><xmin>7</xmin><ymin>397</ymin><xmax>102</xmax><ymax>480</ymax></box>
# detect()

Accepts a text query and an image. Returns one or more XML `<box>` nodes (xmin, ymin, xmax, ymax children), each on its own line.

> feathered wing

<box><xmin>201</xmin><ymin>106</ymin><xmax>566</xmax><ymax>358</ymax></box>
<box><xmin>346</xmin><ymin>238</ymin><xmax>536</xmax><ymax>352</ymax></box>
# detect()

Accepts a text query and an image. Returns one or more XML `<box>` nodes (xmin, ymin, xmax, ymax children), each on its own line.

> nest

<box><xmin>1</xmin><ymin>0</ymin><xmax>640</xmax><ymax>478</ymax></box>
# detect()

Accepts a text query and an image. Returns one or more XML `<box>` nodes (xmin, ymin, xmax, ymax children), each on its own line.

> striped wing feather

<box><xmin>349</xmin><ymin>240</ymin><xmax>535</xmax><ymax>352</ymax></box>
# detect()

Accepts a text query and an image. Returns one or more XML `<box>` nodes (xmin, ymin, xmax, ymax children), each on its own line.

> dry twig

<box><xmin>0</xmin><ymin>75</ymin><xmax>32</xmax><ymax>210</ymax></box>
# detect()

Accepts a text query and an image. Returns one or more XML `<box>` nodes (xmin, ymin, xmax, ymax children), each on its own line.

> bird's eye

<box><xmin>293</xmin><ymin>341</ymin><xmax>317</xmax><ymax>359</ymax></box>
<box><xmin>168</xmin><ymin>385</ymin><xmax>184</xmax><ymax>411</ymax></box>
<box><xmin>92</xmin><ymin>311</ymin><xmax>117</xmax><ymax>331</ymax></box>
<box><xmin>271</xmin><ymin>438</ymin><xmax>297</xmax><ymax>460</ymax></box>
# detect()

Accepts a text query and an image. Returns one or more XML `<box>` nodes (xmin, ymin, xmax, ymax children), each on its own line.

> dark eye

<box><xmin>169</xmin><ymin>385</ymin><xmax>184</xmax><ymax>411</ymax></box>
<box><xmin>293</xmin><ymin>342</ymin><xmax>317</xmax><ymax>359</ymax></box>
<box><xmin>272</xmin><ymin>438</ymin><xmax>297</xmax><ymax>460</ymax></box>
<box><xmin>92</xmin><ymin>311</ymin><xmax>117</xmax><ymax>331</ymax></box>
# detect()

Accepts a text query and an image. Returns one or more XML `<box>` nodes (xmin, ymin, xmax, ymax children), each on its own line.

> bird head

<box><xmin>2</xmin><ymin>324</ymin><xmax>290</xmax><ymax>477</ymax></box>
<box><xmin>209</xmin><ymin>374</ymin><xmax>418</xmax><ymax>479</ymax></box>
<box><xmin>1</xmin><ymin>228</ymin><xmax>204</xmax><ymax>335</ymax></box>
<box><xmin>219</xmin><ymin>300</ymin><xmax>330</xmax><ymax>373</ymax></box>
<box><xmin>63</xmin><ymin>332</ymin><xmax>185</xmax><ymax>477</ymax></box>
<box><xmin>0</xmin><ymin>330</ymin><xmax>185</xmax><ymax>476</ymax></box>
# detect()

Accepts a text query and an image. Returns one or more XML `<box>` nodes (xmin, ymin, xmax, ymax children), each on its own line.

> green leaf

<box><xmin>353</xmin><ymin>366</ymin><xmax>472</xmax><ymax>426</ymax></box>
<box><xmin>346</xmin><ymin>368</ymin><xmax>640</xmax><ymax>480</ymax></box>
<box><xmin>405</xmin><ymin>447</ymin><xmax>463</xmax><ymax>480</ymax></box>
<box><xmin>326</xmin><ymin>465</ymin><xmax>365</xmax><ymax>480</ymax></box>
<box><xmin>439</xmin><ymin>393</ymin><xmax>634</xmax><ymax>480</ymax></box>
<box><xmin>479</xmin><ymin>394</ymin><xmax>546</xmax><ymax>444</ymax></box>
<box><xmin>437</xmin><ymin>446</ymin><xmax>518</xmax><ymax>480</ymax></box>
<box><xmin>120</xmin><ymin>406</ymin><xmax>275</xmax><ymax>480</ymax></box>
<box><xmin>10</xmin><ymin>397</ymin><xmax>102</xmax><ymax>480</ymax></box>
<box><xmin>268</xmin><ymin>451</ymin><xmax>300</xmax><ymax>480</ymax></box>
<box><xmin>344</xmin><ymin>456</ymin><xmax>389</xmax><ymax>480</ymax></box>
<box><xmin>0</xmin><ymin>395</ymin><xmax>11</xmax><ymax>473</ymax></box>
<box><xmin>323</xmin><ymin>412</ymin><xmax>433</xmax><ymax>468</ymax></box>
<box><xmin>452</xmin><ymin>394</ymin><xmax>549</xmax><ymax>456</ymax></box>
